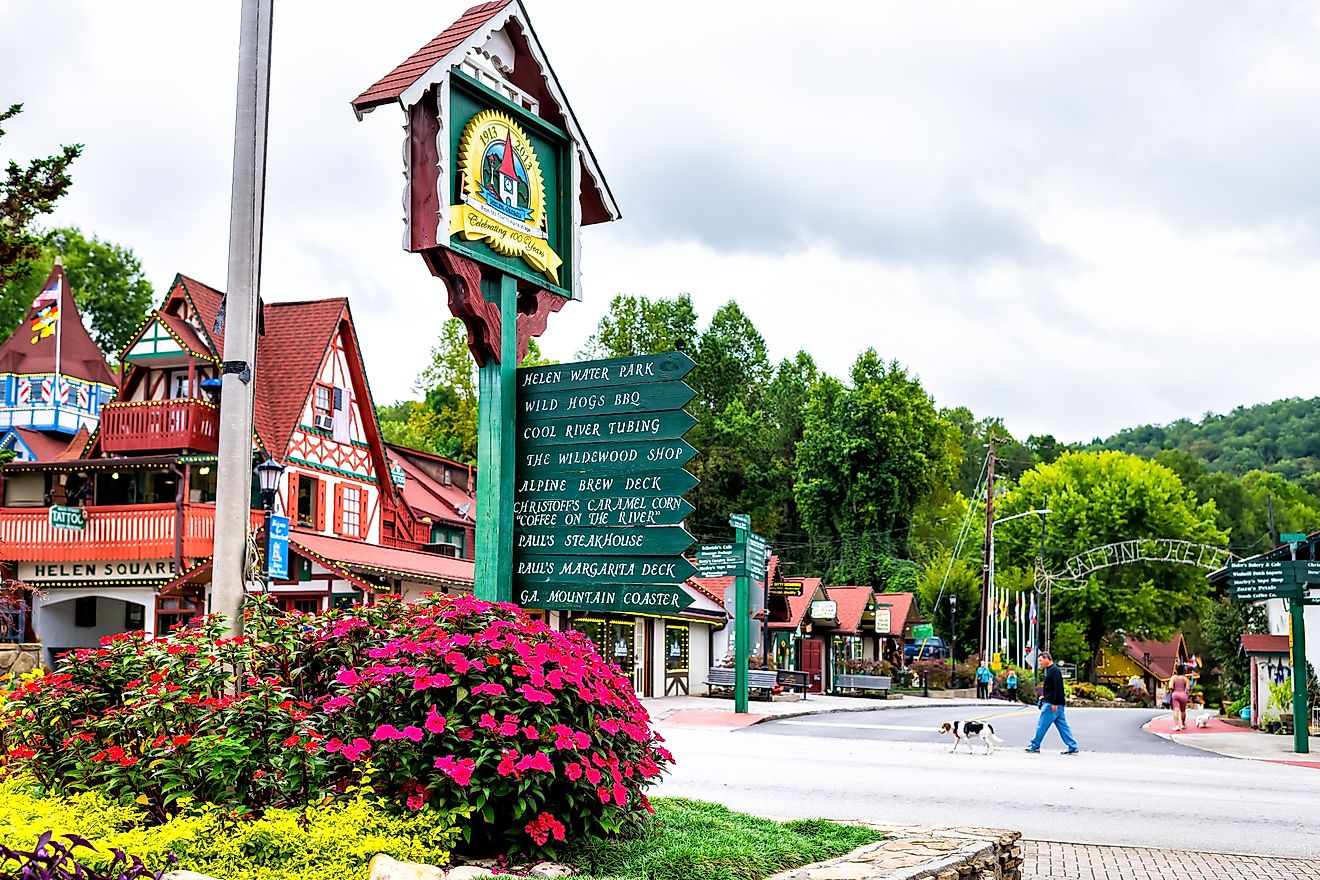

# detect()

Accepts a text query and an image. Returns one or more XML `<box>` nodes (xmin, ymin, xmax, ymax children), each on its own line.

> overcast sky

<box><xmin>4</xmin><ymin>1</ymin><xmax>1320</xmax><ymax>443</ymax></box>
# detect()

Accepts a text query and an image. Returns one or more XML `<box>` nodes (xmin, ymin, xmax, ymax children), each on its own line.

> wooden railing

<box><xmin>100</xmin><ymin>399</ymin><xmax>219</xmax><ymax>454</ymax></box>
<box><xmin>0</xmin><ymin>503</ymin><xmax>240</xmax><ymax>562</ymax></box>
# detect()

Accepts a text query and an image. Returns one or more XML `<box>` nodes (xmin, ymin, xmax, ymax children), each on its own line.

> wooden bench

<box><xmin>705</xmin><ymin>667</ymin><xmax>808</xmax><ymax>700</ymax></box>
<box><xmin>835</xmin><ymin>673</ymin><xmax>892</xmax><ymax>696</ymax></box>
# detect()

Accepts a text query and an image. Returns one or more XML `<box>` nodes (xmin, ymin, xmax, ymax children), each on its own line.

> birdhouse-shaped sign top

<box><xmin>353</xmin><ymin>0</ymin><xmax>618</xmax><ymax>301</ymax></box>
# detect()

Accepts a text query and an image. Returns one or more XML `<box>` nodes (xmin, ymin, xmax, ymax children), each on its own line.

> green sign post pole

<box><xmin>733</xmin><ymin>514</ymin><xmax>751</xmax><ymax>714</ymax></box>
<box><xmin>475</xmin><ymin>274</ymin><xmax>518</xmax><ymax>603</ymax></box>
<box><xmin>1291</xmin><ymin>597</ymin><xmax>1309</xmax><ymax>754</ymax></box>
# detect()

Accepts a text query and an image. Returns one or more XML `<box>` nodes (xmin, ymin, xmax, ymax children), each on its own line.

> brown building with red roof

<box><xmin>0</xmin><ymin>275</ymin><xmax>472</xmax><ymax>663</ymax></box>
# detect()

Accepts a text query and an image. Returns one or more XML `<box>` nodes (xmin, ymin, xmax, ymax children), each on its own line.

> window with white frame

<box><xmin>337</xmin><ymin>485</ymin><xmax>363</xmax><ymax>537</ymax></box>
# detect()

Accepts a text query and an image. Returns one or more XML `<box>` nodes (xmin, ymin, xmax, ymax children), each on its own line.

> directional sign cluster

<box><xmin>1227</xmin><ymin>559</ymin><xmax>1310</xmax><ymax>602</ymax></box>
<box><xmin>513</xmin><ymin>352</ymin><xmax>699</xmax><ymax>615</ymax></box>
<box><xmin>692</xmin><ymin>533</ymin><xmax>770</xmax><ymax>582</ymax></box>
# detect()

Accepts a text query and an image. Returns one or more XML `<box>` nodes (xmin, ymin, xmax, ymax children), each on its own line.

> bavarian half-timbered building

<box><xmin>0</xmin><ymin>274</ymin><xmax>473</xmax><ymax>664</ymax></box>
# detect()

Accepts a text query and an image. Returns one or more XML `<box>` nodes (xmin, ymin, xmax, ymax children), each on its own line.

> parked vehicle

<box><xmin>904</xmin><ymin>637</ymin><xmax>950</xmax><ymax>661</ymax></box>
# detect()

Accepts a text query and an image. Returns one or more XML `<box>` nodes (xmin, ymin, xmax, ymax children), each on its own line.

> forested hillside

<box><xmin>1093</xmin><ymin>397</ymin><xmax>1320</xmax><ymax>495</ymax></box>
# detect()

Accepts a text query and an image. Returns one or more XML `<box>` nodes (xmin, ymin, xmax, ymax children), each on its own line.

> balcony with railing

<box><xmin>0</xmin><ymin>503</ymin><xmax>263</xmax><ymax>562</ymax></box>
<box><xmin>100</xmin><ymin>399</ymin><xmax>219</xmax><ymax>454</ymax></box>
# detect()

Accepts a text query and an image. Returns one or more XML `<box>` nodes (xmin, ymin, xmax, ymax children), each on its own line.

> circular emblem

<box><xmin>450</xmin><ymin>109</ymin><xmax>561</xmax><ymax>283</ymax></box>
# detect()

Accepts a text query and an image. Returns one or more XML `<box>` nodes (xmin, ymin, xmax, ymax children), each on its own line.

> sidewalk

<box><xmin>1145</xmin><ymin>712</ymin><xmax>1320</xmax><ymax>768</ymax></box>
<box><xmin>641</xmin><ymin>691</ymin><xmax>1002</xmax><ymax>728</ymax></box>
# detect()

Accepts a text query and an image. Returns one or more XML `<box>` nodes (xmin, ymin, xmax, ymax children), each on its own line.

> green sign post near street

<box><xmin>513</xmin><ymin>352</ymin><xmax>699</xmax><ymax>618</ymax></box>
<box><xmin>1228</xmin><ymin>558</ymin><xmax>1315</xmax><ymax>754</ymax></box>
<box><xmin>717</xmin><ymin>514</ymin><xmax>770</xmax><ymax>714</ymax></box>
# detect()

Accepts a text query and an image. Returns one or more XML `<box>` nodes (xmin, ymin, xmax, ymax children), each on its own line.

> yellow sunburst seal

<box><xmin>450</xmin><ymin>109</ymin><xmax>562</xmax><ymax>285</ymax></box>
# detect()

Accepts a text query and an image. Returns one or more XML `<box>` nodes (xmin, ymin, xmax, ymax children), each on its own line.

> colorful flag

<box><xmin>29</xmin><ymin>278</ymin><xmax>60</xmax><ymax>344</ymax></box>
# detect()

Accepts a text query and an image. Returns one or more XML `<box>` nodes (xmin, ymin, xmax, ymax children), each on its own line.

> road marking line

<box><xmin>776</xmin><ymin>720</ymin><xmax>939</xmax><ymax>732</ymax></box>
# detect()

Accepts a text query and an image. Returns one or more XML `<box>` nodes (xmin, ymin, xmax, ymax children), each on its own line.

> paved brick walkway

<box><xmin>1024</xmin><ymin>841</ymin><xmax>1320</xmax><ymax>879</ymax></box>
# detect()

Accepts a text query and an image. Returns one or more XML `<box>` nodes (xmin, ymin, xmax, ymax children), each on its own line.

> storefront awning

<box><xmin>290</xmin><ymin>531</ymin><xmax>474</xmax><ymax>590</ymax></box>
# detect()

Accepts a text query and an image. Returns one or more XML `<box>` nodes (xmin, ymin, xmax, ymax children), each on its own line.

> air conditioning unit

<box><xmin>314</xmin><ymin>414</ymin><xmax>334</xmax><ymax>431</ymax></box>
<box><xmin>425</xmin><ymin>542</ymin><xmax>460</xmax><ymax>558</ymax></box>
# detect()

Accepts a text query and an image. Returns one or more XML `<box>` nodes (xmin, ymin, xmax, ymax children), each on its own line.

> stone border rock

<box><xmin>765</xmin><ymin>823</ymin><xmax>1022</xmax><ymax>880</ymax></box>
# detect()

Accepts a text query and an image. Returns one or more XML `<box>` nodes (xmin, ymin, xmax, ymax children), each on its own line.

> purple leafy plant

<box><xmin>0</xmin><ymin>831</ymin><xmax>175</xmax><ymax>880</ymax></box>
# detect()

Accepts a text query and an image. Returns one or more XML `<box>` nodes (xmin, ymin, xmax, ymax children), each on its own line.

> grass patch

<box><xmin>559</xmin><ymin>798</ymin><xmax>883</xmax><ymax>880</ymax></box>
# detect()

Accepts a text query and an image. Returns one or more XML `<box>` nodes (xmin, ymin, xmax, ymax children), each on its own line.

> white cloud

<box><xmin>4</xmin><ymin>0</ymin><xmax>1320</xmax><ymax>443</ymax></box>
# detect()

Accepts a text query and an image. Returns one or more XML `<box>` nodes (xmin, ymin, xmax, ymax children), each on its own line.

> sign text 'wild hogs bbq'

<box><xmin>514</xmin><ymin>351</ymin><xmax>698</xmax><ymax>615</ymax></box>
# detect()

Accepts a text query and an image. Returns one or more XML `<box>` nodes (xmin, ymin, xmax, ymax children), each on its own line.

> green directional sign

<box><xmin>515</xmin><ymin>525</ymin><xmax>694</xmax><ymax>556</ymax></box>
<box><xmin>521</xmin><ymin>380</ymin><xmax>696</xmax><ymax>422</ymax></box>
<box><xmin>514</xmin><ymin>495</ymin><xmax>694</xmax><ymax>529</ymax></box>
<box><xmin>518</xmin><ymin>440</ymin><xmax>699</xmax><ymax>475</ymax></box>
<box><xmin>517</xmin><ymin>469</ymin><xmax>699</xmax><ymax>500</ymax></box>
<box><xmin>729</xmin><ymin>513</ymin><xmax>750</xmax><ymax>530</ymax></box>
<box><xmin>517</xmin><ymin>409</ymin><xmax>696</xmax><ymax>447</ymax></box>
<box><xmin>514</xmin><ymin>554</ymin><xmax>698</xmax><ymax>587</ymax></box>
<box><xmin>518</xmin><ymin>351</ymin><xmax>696</xmax><ymax>393</ymax></box>
<box><xmin>1281</xmin><ymin>532</ymin><xmax>1309</xmax><ymax>543</ymax></box>
<box><xmin>517</xmin><ymin>583</ymin><xmax>695</xmax><ymax>615</ymax></box>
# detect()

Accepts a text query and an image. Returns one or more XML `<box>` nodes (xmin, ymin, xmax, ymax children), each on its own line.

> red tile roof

<box><xmin>389</xmin><ymin>450</ymin><xmax>474</xmax><ymax>524</ymax></box>
<box><xmin>0</xmin><ymin>264</ymin><xmax>116</xmax><ymax>387</ymax></box>
<box><xmin>154</xmin><ymin>312</ymin><xmax>214</xmax><ymax>360</ymax></box>
<box><xmin>1121</xmin><ymin>634</ymin><xmax>1187</xmax><ymax>680</ymax></box>
<box><xmin>10</xmin><ymin>427</ymin><xmax>78</xmax><ymax>461</ymax></box>
<box><xmin>173</xmin><ymin>275</ymin><xmax>225</xmax><ymax>355</ymax></box>
<box><xmin>767</xmin><ymin>578</ymin><xmax>824</xmax><ymax>630</ymax></box>
<box><xmin>872</xmin><ymin>591</ymin><xmax>917</xmax><ymax>638</ymax></box>
<box><xmin>292</xmin><ymin>530</ymin><xmax>474</xmax><ymax>588</ymax></box>
<box><xmin>1241</xmin><ymin>634</ymin><xmax>1290</xmax><ymax>655</ymax></box>
<box><xmin>352</xmin><ymin>1</ymin><xmax>513</xmax><ymax>112</ymax></box>
<box><xmin>688</xmin><ymin>575</ymin><xmax>731</xmax><ymax>610</ymax></box>
<box><xmin>824</xmin><ymin>585</ymin><xmax>873</xmax><ymax>634</ymax></box>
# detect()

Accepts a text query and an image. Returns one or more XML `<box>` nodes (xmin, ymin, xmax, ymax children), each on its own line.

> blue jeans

<box><xmin>1029</xmin><ymin>703</ymin><xmax>1078</xmax><ymax>750</ymax></box>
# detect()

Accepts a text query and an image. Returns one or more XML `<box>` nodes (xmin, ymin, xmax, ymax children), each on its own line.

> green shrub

<box><xmin>0</xmin><ymin>777</ymin><xmax>462</xmax><ymax>880</ymax></box>
<box><xmin>910</xmin><ymin>659</ymin><xmax>951</xmax><ymax>689</ymax></box>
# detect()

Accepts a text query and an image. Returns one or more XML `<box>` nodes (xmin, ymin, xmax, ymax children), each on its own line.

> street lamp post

<box><xmin>255</xmin><ymin>458</ymin><xmax>285</xmax><ymax>593</ymax></box>
<box><xmin>949</xmin><ymin>593</ymin><xmax>957</xmax><ymax>688</ymax></box>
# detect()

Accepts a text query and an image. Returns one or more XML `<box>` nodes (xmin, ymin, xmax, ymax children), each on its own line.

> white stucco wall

<box><xmin>35</xmin><ymin>590</ymin><xmax>156</xmax><ymax>666</ymax></box>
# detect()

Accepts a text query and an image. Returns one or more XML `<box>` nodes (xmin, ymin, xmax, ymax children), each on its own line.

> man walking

<box><xmin>1025</xmin><ymin>652</ymin><xmax>1079</xmax><ymax>754</ymax></box>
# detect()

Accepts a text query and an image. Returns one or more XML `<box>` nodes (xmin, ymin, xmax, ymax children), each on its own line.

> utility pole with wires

<box><xmin>980</xmin><ymin>436</ymin><xmax>997</xmax><ymax>660</ymax></box>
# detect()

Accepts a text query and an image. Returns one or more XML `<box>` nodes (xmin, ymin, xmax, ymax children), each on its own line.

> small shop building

<box><xmin>1240</xmin><ymin>634</ymin><xmax>1293</xmax><ymax>729</ymax></box>
<box><xmin>1096</xmin><ymin>633</ymin><xmax>1192</xmax><ymax>703</ymax></box>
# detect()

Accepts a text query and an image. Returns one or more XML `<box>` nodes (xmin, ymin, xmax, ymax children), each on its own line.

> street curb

<box><xmin>744</xmin><ymin>699</ymin><xmax>1010</xmax><ymax>727</ymax></box>
<box><xmin>764</xmin><ymin>824</ymin><xmax>1022</xmax><ymax>880</ymax></box>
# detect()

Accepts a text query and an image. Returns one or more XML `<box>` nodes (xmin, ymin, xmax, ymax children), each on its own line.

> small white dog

<box><xmin>939</xmin><ymin>720</ymin><xmax>1004</xmax><ymax>754</ymax></box>
<box><xmin>1193</xmin><ymin>712</ymin><xmax>1212</xmax><ymax>729</ymax></box>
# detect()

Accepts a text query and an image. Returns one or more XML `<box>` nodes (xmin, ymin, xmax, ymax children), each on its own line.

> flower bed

<box><xmin>0</xmin><ymin>594</ymin><xmax>670</xmax><ymax>856</ymax></box>
<box><xmin>0</xmin><ymin>777</ymin><xmax>462</xmax><ymax>880</ymax></box>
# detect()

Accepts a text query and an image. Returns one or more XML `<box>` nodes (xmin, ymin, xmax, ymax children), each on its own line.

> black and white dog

<box><xmin>939</xmin><ymin>720</ymin><xmax>1004</xmax><ymax>754</ymax></box>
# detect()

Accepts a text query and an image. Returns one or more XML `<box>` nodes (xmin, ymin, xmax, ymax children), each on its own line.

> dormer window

<box><xmin>313</xmin><ymin>384</ymin><xmax>334</xmax><ymax>431</ymax></box>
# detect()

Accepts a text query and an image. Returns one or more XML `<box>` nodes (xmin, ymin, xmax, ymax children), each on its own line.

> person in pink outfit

<box><xmin>1169</xmin><ymin>663</ymin><xmax>1191</xmax><ymax>731</ymax></box>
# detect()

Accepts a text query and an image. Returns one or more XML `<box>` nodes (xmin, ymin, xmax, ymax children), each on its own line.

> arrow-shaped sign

<box><xmin>514</xmin><ymin>525</ymin><xmax>695</xmax><ymax>557</ymax></box>
<box><xmin>520</xmin><ymin>380</ymin><xmax>696</xmax><ymax>422</ymax></box>
<box><xmin>517</xmin><ymin>440</ymin><xmax>699</xmax><ymax>475</ymax></box>
<box><xmin>514</xmin><ymin>554</ymin><xmax>698</xmax><ymax>587</ymax></box>
<box><xmin>518</xmin><ymin>351</ymin><xmax>696</xmax><ymax>393</ymax></box>
<box><xmin>517</xmin><ymin>410</ymin><xmax>696</xmax><ymax>447</ymax></box>
<box><xmin>517</xmin><ymin>583</ymin><xmax>695</xmax><ymax>615</ymax></box>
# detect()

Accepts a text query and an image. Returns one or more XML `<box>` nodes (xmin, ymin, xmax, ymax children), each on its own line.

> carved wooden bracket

<box><xmin>423</xmin><ymin>248</ymin><xmax>569</xmax><ymax>367</ymax></box>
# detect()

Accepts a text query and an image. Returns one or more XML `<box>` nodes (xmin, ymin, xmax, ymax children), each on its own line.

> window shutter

<box><xmin>315</xmin><ymin>478</ymin><xmax>326</xmax><ymax>532</ymax></box>
<box><xmin>332</xmin><ymin>483</ymin><xmax>344</xmax><ymax>535</ymax></box>
<box><xmin>287</xmin><ymin>472</ymin><xmax>299</xmax><ymax>521</ymax></box>
<box><xmin>358</xmin><ymin>487</ymin><xmax>370</xmax><ymax>540</ymax></box>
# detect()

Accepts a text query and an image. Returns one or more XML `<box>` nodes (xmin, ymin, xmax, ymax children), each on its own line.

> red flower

<box><xmin>425</xmin><ymin>706</ymin><xmax>447</xmax><ymax>735</ymax></box>
<box><xmin>281</xmin><ymin>735</ymin><xmax>301</xmax><ymax>748</ymax></box>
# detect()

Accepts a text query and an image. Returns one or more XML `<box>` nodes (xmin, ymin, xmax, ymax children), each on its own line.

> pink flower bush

<box><xmin>0</xmin><ymin>593</ymin><xmax>671</xmax><ymax>856</ymax></box>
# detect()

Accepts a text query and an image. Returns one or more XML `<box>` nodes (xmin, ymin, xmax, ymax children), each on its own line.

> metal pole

<box><xmin>261</xmin><ymin>505</ymin><xmax>272</xmax><ymax>594</ymax></box>
<box><xmin>212</xmin><ymin>0</ymin><xmax>274</xmax><ymax>635</ymax></box>
<box><xmin>981</xmin><ymin>438</ymin><xmax>996</xmax><ymax>660</ymax></box>
<box><xmin>949</xmin><ymin>594</ymin><xmax>957</xmax><ymax>688</ymax></box>
<box><xmin>735</xmin><ymin>523</ymin><xmax>749</xmax><ymax>714</ymax></box>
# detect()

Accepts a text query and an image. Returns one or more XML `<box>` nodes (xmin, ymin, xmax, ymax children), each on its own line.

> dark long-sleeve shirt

<box><xmin>1040</xmin><ymin>664</ymin><xmax>1066</xmax><ymax>707</ymax></box>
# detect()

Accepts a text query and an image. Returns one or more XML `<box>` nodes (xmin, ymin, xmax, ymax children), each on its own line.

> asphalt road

<box><xmin>754</xmin><ymin>705</ymin><xmax>1208</xmax><ymax>755</ymax></box>
<box><xmin>654</xmin><ymin>707</ymin><xmax>1320</xmax><ymax>858</ymax></box>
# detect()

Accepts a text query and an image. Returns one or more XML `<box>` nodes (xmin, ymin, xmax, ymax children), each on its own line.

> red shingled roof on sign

<box><xmin>353</xmin><ymin>1</ymin><xmax>513</xmax><ymax>112</ymax></box>
<box><xmin>1241</xmin><ymin>634</ymin><xmax>1290</xmax><ymax>655</ymax></box>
